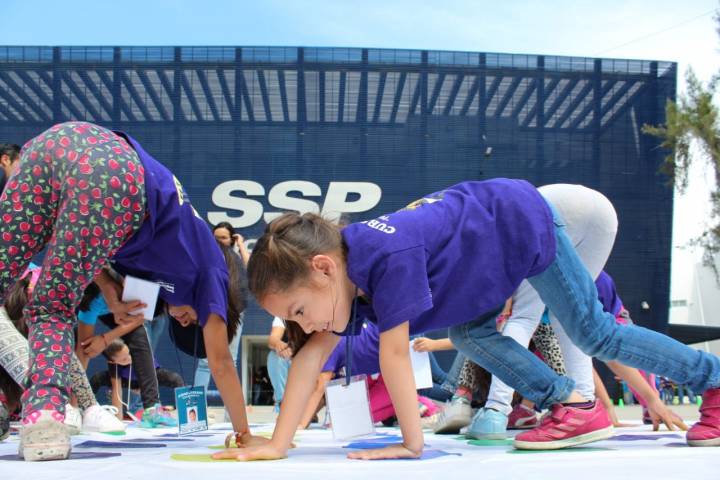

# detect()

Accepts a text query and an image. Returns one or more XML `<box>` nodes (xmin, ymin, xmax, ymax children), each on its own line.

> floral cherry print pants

<box><xmin>0</xmin><ymin>121</ymin><xmax>146</xmax><ymax>422</ymax></box>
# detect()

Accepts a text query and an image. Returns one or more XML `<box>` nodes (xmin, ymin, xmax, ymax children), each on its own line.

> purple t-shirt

<box><xmin>343</xmin><ymin>179</ymin><xmax>556</xmax><ymax>335</ymax></box>
<box><xmin>109</xmin><ymin>133</ymin><xmax>228</xmax><ymax>327</ymax></box>
<box><xmin>595</xmin><ymin>271</ymin><xmax>623</xmax><ymax>316</ymax></box>
<box><xmin>323</xmin><ymin>322</ymin><xmax>380</xmax><ymax>376</ymax></box>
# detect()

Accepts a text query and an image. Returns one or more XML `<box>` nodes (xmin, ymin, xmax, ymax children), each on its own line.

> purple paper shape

<box><xmin>75</xmin><ymin>440</ymin><xmax>167</xmax><ymax>449</ymax></box>
<box><xmin>0</xmin><ymin>451</ymin><xmax>122</xmax><ymax>461</ymax></box>
<box><xmin>156</xmin><ymin>433</ymin><xmax>215</xmax><ymax>438</ymax></box>
<box><xmin>124</xmin><ymin>438</ymin><xmax>193</xmax><ymax>443</ymax></box>
<box><xmin>610</xmin><ymin>434</ymin><xmax>683</xmax><ymax>441</ymax></box>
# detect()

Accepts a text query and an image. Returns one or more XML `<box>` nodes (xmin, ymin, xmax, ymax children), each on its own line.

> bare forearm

<box><xmin>431</xmin><ymin>338</ymin><xmax>454</xmax><ymax>351</ymax></box>
<box><xmin>271</xmin><ymin>333</ymin><xmax>338</xmax><ymax>451</ymax></box>
<box><xmin>593</xmin><ymin>368</ymin><xmax>614</xmax><ymax>411</ymax></box>
<box><xmin>299</xmin><ymin>372</ymin><xmax>331</xmax><ymax>428</ymax></box>
<box><xmin>110</xmin><ymin>379</ymin><xmax>123</xmax><ymax>420</ymax></box>
<box><xmin>380</xmin><ymin>324</ymin><xmax>424</xmax><ymax>453</ymax></box>
<box><xmin>210</xmin><ymin>355</ymin><xmax>250</xmax><ymax>433</ymax></box>
<box><xmin>606</xmin><ymin>360</ymin><xmax>657</xmax><ymax>403</ymax></box>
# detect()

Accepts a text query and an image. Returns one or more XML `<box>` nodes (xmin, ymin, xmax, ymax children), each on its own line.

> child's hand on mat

<box><xmin>646</xmin><ymin>398</ymin><xmax>688</xmax><ymax>431</ymax></box>
<box><xmin>212</xmin><ymin>444</ymin><xmax>287</xmax><ymax>461</ymax></box>
<box><xmin>347</xmin><ymin>443</ymin><xmax>422</xmax><ymax>460</ymax></box>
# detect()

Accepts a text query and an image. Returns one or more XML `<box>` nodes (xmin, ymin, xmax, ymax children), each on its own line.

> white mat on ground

<box><xmin>1</xmin><ymin>421</ymin><xmax>718</xmax><ymax>479</ymax></box>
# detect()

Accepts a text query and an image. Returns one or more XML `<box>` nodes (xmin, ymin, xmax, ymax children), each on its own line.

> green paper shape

<box><xmin>171</xmin><ymin>453</ymin><xmax>234</xmax><ymax>462</ymax></box>
<box><xmin>508</xmin><ymin>446</ymin><xmax>614</xmax><ymax>454</ymax></box>
<box><xmin>101</xmin><ymin>431</ymin><xmax>127</xmax><ymax>436</ymax></box>
<box><xmin>467</xmin><ymin>439</ymin><xmax>514</xmax><ymax>447</ymax></box>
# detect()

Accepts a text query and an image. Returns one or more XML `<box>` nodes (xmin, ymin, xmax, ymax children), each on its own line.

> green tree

<box><xmin>643</xmin><ymin>21</ymin><xmax>720</xmax><ymax>270</ymax></box>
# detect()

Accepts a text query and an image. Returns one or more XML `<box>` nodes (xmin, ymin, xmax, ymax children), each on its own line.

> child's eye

<box><xmin>295</xmin><ymin>308</ymin><xmax>304</xmax><ymax>317</ymax></box>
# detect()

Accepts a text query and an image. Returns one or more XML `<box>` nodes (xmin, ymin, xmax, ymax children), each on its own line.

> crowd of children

<box><xmin>1</xmin><ymin>122</ymin><xmax>720</xmax><ymax>464</ymax></box>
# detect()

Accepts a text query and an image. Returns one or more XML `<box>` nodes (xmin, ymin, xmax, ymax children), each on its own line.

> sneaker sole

<box><xmin>433</xmin><ymin>416</ymin><xmax>472</xmax><ymax>434</ymax></box>
<box><xmin>21</xmin><ymin>420</ymin><xmax>71</xmax><ymax>461</ymax></box>
<box><xmin>513</xmin><ymin>426</ymin><xmax>614</xmax><ymax>450</ymax></box>
<box><xmin>466</xmin><ymin>430</ymin><xmax>507</xmax><ymax>440</ymax></box>
<box><xmin>687</xmin><ymin>437</ymin><xmax>720</xmax><ymax>447</ymax></box>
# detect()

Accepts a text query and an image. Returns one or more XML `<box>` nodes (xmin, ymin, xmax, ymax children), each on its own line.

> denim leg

<box><xmin>439</xmin><ymin>351</ymin><xmax>466</xmax><ymax>395</ymax></box>
<box><xmin>193</xmin><ymin>359</ymin><xmax>211</xmax><ymax>389</ymax></box>
<box><xmin>449</xmin><ymin>311</ymin><xmax>575</xmax><ymax>411</ymax></box>
<box><xmin>528</xmin><ymin>221</ymin><xmax>720</xmax><ymax>394</ymax></box>
<box><xmin>266</xmin><ymin>350</ymin><xmax>290</xmax><ymax>404</ymax></box>
<box><xmin>146</xmin><ymin>313</ymin><xmax>168</xmax><ymax>352</ymax></box>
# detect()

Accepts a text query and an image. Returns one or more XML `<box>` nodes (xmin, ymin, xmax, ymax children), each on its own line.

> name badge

<box><xmin>174</xmin><ymin>386</ymin><xmax>209</xmax><ymax>435</ymax></box>
<box><xmin>325</xmin><ymin>374</ymin><xmax>375</xmax><ymax>441</ymax></box>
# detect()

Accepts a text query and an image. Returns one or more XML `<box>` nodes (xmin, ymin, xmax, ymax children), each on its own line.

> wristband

<box><xmin>224</xmin><ymin>428</ymin><xmax>251</xmax><ymax>448</ymax></box>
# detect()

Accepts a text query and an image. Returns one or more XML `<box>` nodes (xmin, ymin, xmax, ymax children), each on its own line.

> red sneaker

<box><xmin>508</xmin><ymin>403</ymin><xmax>539</xmax><ymax>429</ymax></box>
<box><xmin>687</xmin><ymin>388</ymin><xmax>720</xmax><ymax>447</ymax></box>
<box><xmin>513</xmin><ymin>401</ymin><xmax>613</xmax><ymax>450</ymax></box>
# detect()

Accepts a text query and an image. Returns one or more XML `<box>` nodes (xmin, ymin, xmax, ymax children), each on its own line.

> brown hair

<box><xmin>248</xmin><ymin>212</ymin><xmax>344</xmax><ymax>298</ymax></box>
<box><xmin>222</xmin><ymin>244</ymin><xmax>247</xmax><ymax>342</ymax></box>
<box><xmin>103</xmin><ymin>338</ymin><xmax>127</xmax><ymax>361</ymax></box>
<box><xmin>248</xmin><ymin>212</ymin><xmax>345</xmax><ymax>354</ymax></box>
<box><xmin>4</xmin><ymin>277</ymin><xmax>29</xmax><ymax>336</ymax></box>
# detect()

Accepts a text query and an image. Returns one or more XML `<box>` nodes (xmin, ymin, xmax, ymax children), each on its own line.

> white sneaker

<box><xmin>63</xmin><ymin>404</ymin><xmax>82</xmax><ymax>436</ymax></box>
<box><xmin>82</xmin><ymin>405</ymin><xmax>126</xmax><ymax>433</ymax></box>
<box><xmin>432</xmin><ymin>397</ymin><xmax>473</xmax><ymax>434</ymax></box>
<box><xmin>20</xmin><ymin>410</ymin><xmax>71</xmax><ymax>461</ymax></box>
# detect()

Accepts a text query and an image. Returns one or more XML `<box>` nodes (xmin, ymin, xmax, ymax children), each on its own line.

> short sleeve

<box><xmin>322</xmin><ymin>341</ymin><xmax>345</xmax><ymax>374</ymax></box>
<box><xmin>77</xmin><ymin>296</ymin><xmax>110</xmax><ymax>326</ymax></box>
<box><xmin>195</xmin><ymin>267</ymin><xmax>229</xmax><ymax>327</ymax></box>
<box><xmin>368</xmin><ymin>246</ymin><xmax>433</xmax><ymax>333</ymax></box>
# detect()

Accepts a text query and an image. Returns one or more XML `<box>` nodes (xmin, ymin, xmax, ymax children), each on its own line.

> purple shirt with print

<box><xmin>595</xmin><ymin>271</ymin><xmax>623</xmax><ymax>316</ymax></box>
<box><xmin>109</xmin><ymin>132</ymin><xmax>228</xmax><ymax>327</ymax></box>
<box><xmin>324</xmin><ymin>322</ymin><xmax>381</xmax><ymax>375</ymax></box>
<box><xmin>342</xmin><ymin>179</ymin><xmax>556</xmax><ymax>335</ymax></box>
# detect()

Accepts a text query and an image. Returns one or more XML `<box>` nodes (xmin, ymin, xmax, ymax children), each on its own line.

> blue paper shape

<box><xmin>75</xmin><ymin>440</ymin><xmax>167</xmax><ymax>449</ymax></box>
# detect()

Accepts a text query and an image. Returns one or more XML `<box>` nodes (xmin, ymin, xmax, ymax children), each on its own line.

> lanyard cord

<box><xmin>113</xmin><ymin>363</ymin><xmax>137</xmax><ymax>421</ymax></box>
<box><xmin>170</xmin><ymin>323</ymin><xmax>201</xmax><ymax>389</ymax></box>
<box><xmin>344</xmin><ymin>288</ymin><xmax>359</xmax><ymax>387</ymax></box>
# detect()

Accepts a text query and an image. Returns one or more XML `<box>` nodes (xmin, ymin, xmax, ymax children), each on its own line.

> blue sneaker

<box><xmin>141</xmin><ymin>404</ymin><xmax>178</xmax><ymax>428</ymax></box>
<box><xmin>466</xmin><ymin>407</ymin><xmax>508</xmax><ymax>440</ymax></box>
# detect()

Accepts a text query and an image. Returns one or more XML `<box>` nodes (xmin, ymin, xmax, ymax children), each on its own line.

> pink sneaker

<box><xmin>513</xmin><ymin>401</ymin><xmax>613</xmax><ymax>450</ymax></box>
<box><xmin>508</xmin><ymin>403</ymin><xmax>539</xmax><ymax>429</ymax></box>
<box><xmin>687</xmin><ymin>387</ymin><xmax>720</xmax><ymax>447</ymax></box>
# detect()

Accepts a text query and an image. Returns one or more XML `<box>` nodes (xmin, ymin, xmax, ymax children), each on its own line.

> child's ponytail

<box><xmin>248</xmin><ymin>212</ymin><xmax>345</xmax><ymax>299</ymax></box>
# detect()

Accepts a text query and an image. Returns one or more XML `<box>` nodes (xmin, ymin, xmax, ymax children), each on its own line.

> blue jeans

<box><xmin>418</xmin><ymin>352</ymin><xmax>453</xmax><ymax>402</ymax></box>
<box><xmin>194</xmin><ymin>320</ymin><xmax>242</xmax><ymax>389</ymax></box>
<box><xmin>145</xmin><ymin>312</ymin><xmax>168</xmax><ymax>352</ymax></box>
<box><xmin>267</xmin><ymin>350</ymin><xmax>290</xmax><ymax>407</ymax></box>
<box><xmin>450</xmin><ymin>203</ymin><xmax>720</xmax><ymax>410</ymax></box>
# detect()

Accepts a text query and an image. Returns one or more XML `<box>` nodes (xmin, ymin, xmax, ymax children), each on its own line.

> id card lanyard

<box><xmin>344</xmin><ymin>289</ymin><xmax>359</xmax><ymax>386</ymax></box>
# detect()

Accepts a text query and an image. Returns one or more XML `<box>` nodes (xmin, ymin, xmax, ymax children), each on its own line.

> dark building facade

<box><xmin>0</xmin><ymin>46</ymin><xmax>676</xmax><ymax>395</ymax></box>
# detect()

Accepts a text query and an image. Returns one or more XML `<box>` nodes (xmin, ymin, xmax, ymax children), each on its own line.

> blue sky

<box><xmin>2</xmin><ymin>0</ymin><xmax>719</xmax><ymax>310</ymax></box>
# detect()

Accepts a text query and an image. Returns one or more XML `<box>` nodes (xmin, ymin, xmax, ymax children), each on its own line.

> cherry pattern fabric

<box><xmin>0</xmin><ymin>121</ymin><xmax>146</xmax><ymax>421</ymax></box>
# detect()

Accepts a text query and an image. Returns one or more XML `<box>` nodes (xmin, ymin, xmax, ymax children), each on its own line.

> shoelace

<box><xmin>101</xmin><ymin>405</ymin><xmax>120</xmax><ymax>416</ymax></box>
